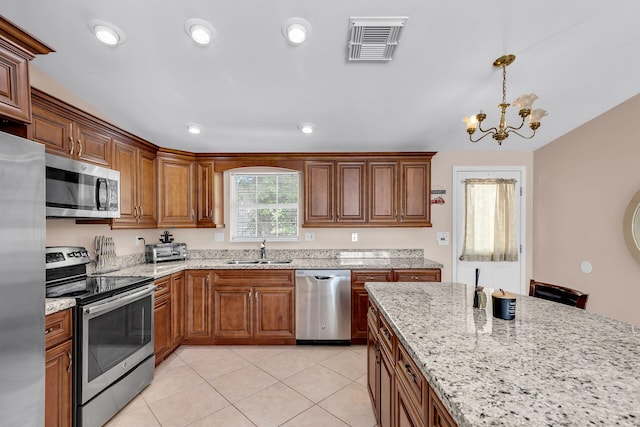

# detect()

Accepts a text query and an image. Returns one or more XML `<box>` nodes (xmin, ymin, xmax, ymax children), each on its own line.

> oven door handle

<box><xmin>84</xmin><ymin>284</ymin><xmax>154</xmax><ymax>316</ymax></box>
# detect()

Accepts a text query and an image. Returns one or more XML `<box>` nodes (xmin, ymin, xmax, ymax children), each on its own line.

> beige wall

<box><xmin>533</xmin><ymin>94</ymin><xmax>640</xmax><ymax>326</ymax></box>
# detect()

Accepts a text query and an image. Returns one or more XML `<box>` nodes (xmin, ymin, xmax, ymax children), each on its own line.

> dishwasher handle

<box><xmin>314</xmin><ymin>275</ymin><xmax>334</xmax><ymax>280</ymax></box>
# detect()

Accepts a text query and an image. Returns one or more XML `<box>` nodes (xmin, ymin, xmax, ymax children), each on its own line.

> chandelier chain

<box><xmin>502</xmin><ymin>65</ymin><xmax>507</xmax><ymax>105</ymax></box>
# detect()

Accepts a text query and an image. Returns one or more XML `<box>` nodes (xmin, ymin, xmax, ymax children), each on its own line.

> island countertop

<box><xmin>365</xmin><ymin>281</ymin><xmax>640</xmax><ymax>427</ymax></box>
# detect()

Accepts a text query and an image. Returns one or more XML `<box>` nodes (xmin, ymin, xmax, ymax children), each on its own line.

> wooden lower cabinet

<box><xmin>184</xmin><ymin>270</ymin><xmax>213</xmax><ymax>343</ymax></box>
<box><xmin>171</xmin><ymin>272</ymin><xmax>185</xmax><ymax>345</ymax></box>
<box><xmin>396</xmin><ymin>379</ymin><xmax>426</xmax><ymax>427</ymax></box>
<box><xmin>367</xmin><ymin>299</ymin><xmax>457</xmax><ymax>427</ymax></box>
<box><xmin>45</xmin><ymin>309</ymin><xmax>73</xmax><ymax>427</ymax></box>
<box><xmin>153</xmin><ymin>281</ymin><xmax>172</xmax><ymax>363</ymax></box>
<box><xmin>212</xmin><ymin>269</ymin><xmax>295</xmax><ymax>344</ymax></box>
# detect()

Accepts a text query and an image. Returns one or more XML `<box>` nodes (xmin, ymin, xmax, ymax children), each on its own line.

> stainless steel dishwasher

<box><xmin>295</xmin><ymin>270</ymin><xmax>351</xmax><ymax>344</ymax></box>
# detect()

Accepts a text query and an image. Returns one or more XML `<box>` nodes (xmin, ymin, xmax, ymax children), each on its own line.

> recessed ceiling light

<box><xmin>89</xmin><ymin>19</ymin><xmax>126</xmax><ymax>46</ymax></box>
<box><xmin>186</xmin><ymin>123</ymin><xmax>202</xmax><ymax>134</ymax></box>
<box><xmin>298</xmin><ymin>122</ymin><xmax>315</xmax><ymax>134</ymax></box>
<box><xmin>185</xmin><ymin>18</ymin><xmax>216</xmax><ymax>46</ymax></box>
<box><xmin>282</xmin><ymin>18</ymin><xmax>312</xmax><ymax>45</ymax></box>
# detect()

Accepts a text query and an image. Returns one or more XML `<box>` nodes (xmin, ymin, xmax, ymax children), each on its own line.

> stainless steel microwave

<box><xmin>45</xmin><ymin>154</ymin><xmax>120</xmax><ymax>218</ymax></box>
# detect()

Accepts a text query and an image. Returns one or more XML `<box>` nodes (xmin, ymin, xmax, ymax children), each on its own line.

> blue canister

<box><xmin>492</xmin><ymin>289</ymin><xmax>517</xmax><ymax>320</ymax></box>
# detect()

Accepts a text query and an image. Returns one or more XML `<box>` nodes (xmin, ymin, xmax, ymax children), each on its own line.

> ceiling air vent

<box><xmin>347</xmin><ymin>17</ymin><xmax>408</xmax><ymax>62</ymax></box>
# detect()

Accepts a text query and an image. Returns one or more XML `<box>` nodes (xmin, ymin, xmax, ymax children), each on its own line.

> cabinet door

<box><xmin>185</xmin><ymin>270</ymin><xmax>212</xmax><ymax>341</ymax></box>
<box><xmin>112</xmin><ymin>139</ymin><xmax>138</xmax><ymax>226</ymax></box>
<box><xmin>154</xmin><ymin>292</ymin><xmax>172</xmax><ymax>362</ymax></box>
<box><xmin>171</xmin><ymin>272</ymin><xmax>185</xmax><ymax>347</ymax></box>
<box><xmin>368</xmin><ymin>162</ymin><xmax>398</xmax><ymax>223</ymax></box>
<box><xmin>74</xmin><ymin>121</ymin><xmax>111</xmax><ymax>166</ymax></box>
<box><xmin>304</xmin><ymin>161</ymin><xmax>334</xmax><ymax>224</ymax></box>
<box><xmin>31</xmin><ymin>103</ymin><xmax>73</xmax><ymax>158</ymax></box>
<box><xmin>336</xmin><ymin>162</ymin><xmax>366</xmax><ymax>223</ymax></box>
<box><xmin>395</xmin><ymin>379</ymin><xmax>426</xmax><ymax>427</ymax></box>
<box><xmin>157</xmin><ymin>154</ymin><xmax>196</xmax><ymax>227</ymax></box>
<box><xmin>137</xmin><ymin>148</ymin><xmax>157</xmax><ymax>227</ymax></box>
<box><xmin>429</xmin><ymin>387</ymin><xmax>457</xmax><ymax>427</ymax></box>
<box><xmin>254</xmin><ymin>287</ymin><xmax>295</xmax><ymax>339</ymax></box>
<box><xmin>367</xmin><ymin>324</ymin><xmax>380</xmax><ymax>423</ymax></box>
<box><xmin>196</xmin><ymin>159</ymin><xmax>216</xmax><ymax>227</ymax></box>
<box><xmin>45</xmin><ymin>340</ymin><xmax>72</xmax><ymax>427</ymax></box>
<box><xmin>380</xmin><ymin>346</ymin><xmax>394</xmax><ymax>427</ymax></box>
<box><xmin>399</xmin><ymin>161</ymin><xmax>430</xmax><ymax>225</ymax></box>
<box><xmin>213</xmin><ymin>287</ymin><xmax>252</xmax><ymax>339</ymax></box>
<box><xmin>393</xmin><ymin>269</ymin><xmax>441</xmax><ymax>283</ymax></box>
<box><xmin>0</xmin><ymin>45</ymin><xmax>31</xmax><ymax>123</ymax></box>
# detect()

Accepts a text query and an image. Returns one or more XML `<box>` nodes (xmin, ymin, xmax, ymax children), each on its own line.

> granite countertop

<box><xmin>365</xmin><ymin>281</ymin><xmax>640</xmax><ymax>426</ymax></box>
<box><xmin>45</xmin><ymin>298</ymin><xmax>76</xmax><ymax>315</ymax></box>
<box><xmin>97</xmin><ymin>257</ymin><xmax>443</xmax><ymax>279</ymax></box>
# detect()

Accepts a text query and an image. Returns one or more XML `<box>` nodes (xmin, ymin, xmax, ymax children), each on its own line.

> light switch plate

<box><xmin>214</xmin><ymin>233</ymin><xmax>224</xmax><ymax>242</ymax></box>
<box><xmin>305</xmin><ymin>232</ymin><xmax>314</xmax><ymax>241</ymax></box>
<box><xmin>351</xmin><ymin>232</ymin><xmax>358</xmax><ymax>242</ymax></box>
<box><xmin>437</xmin><ymin>232</ymin><xmax>450</xmax><ymax>246</ymax></box>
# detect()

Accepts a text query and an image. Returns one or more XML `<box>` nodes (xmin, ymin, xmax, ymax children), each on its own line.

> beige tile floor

<box><xmin>105</xmin><ymin>345</ymin><xmax>376</xmax><ymax>427</ymax></box>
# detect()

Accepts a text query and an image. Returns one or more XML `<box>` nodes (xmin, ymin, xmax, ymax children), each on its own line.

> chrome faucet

<box><xmin>260</xmin><ymin>239</ymin><xmax>267</xmax><ymax>259</ymax></box>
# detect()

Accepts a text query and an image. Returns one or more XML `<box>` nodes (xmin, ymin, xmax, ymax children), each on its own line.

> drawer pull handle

<box><xmin>45</xmin><ymin>327</ymin><xmax>55</xmax><ymax>335</ymax></box>
<box><xmin>67</xmin><ymin>351</ymin><xmax>73</xmax><ymax>373</ymax></box>
<box><xmin>381</xmin><ymin>326</ymin><xmax>391</xmax><ymax>340</ymax></box>
<box><xmin>155</xmin><ymin>285</ymin><xmax>166</xmax><ymax>291</ymax></box>
<box><xmin>405</xmin><ymin>364</ymin><xmax>417</xmax><ymax>383</ymax></box>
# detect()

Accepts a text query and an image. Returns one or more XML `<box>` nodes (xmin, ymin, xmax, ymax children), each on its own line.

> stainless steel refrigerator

<box><xmin>0</xmin><ymin>131</ymin><xmax>45</xmax><ymax>426</ymax></box>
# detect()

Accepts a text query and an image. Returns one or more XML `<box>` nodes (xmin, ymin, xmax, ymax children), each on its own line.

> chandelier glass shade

<box><xmin>464</xmin><ymin>55</ymin><xmax>547</xmax><ymax>145</ymax></box>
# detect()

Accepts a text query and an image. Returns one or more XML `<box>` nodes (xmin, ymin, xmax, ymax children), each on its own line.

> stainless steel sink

<box><xmin>225</xmin><ymin>259</ymin><xmax>292</xmax><ymax>265</ymax></box>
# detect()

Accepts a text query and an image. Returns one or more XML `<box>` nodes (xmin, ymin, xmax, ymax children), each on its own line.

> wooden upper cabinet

<box><xmin>400</xmin><ymin>161</ymin><xmax>431</xmax><ymax>225</ymax></box>
<box><xmin>196</xmin><ymin>158</ymin><xmax>224</xmax><ymax>228</ymax></box>
<box><xmin>368</xmin><ymin>162</ymin><xmax>398</xmax><ymax>224</ymax></box>
<box><xmin>0</xmin><ymin>17</ymin><xmax>53</xmax><ymax>124</ymax></box>
<box><xmin>157</xmin><ymin>151</ymin><xmax>196</xmax><ymax>227</ymax></box>
<box><xmin>305</xmin><ymin>156</ymin><xmax>432</xmax><ymax>227</ymax></box>
<box><xmin>31</xmin><ymin>90</ymin><xmax>111</xmax><ymax>167</ymax></box>
<box><xmin>112</xmin><ymin>137</ymin><xmax>157</xmax><ymax>228</ymax></box>
<box><xmin>305</xmin><ymin>161</ymin><xmax>334</xmax><ymax>224</ymax></box>
<box><xmin>337</xmin><ymin>162</ymin><xmax>366</xmax><ymax>223</ymax></box>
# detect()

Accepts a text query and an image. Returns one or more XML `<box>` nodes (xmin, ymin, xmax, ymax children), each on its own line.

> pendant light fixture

<box><xmin>463</xmin><ymin>54</ymin><xmax>547</xmax><ymax>145</ymax></box>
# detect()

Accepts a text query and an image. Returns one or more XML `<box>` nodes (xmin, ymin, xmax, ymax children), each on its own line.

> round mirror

<box><xmin>623</xmin><ymin>190</ymin><xmax>640</xmax><ymax>263</ymax></box>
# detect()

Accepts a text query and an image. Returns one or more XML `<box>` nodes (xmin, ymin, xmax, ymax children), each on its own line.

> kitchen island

<box><xmin>365</xmin><ymin>281</ymin><xmax>640</xmax><ymax>426</ymax></box>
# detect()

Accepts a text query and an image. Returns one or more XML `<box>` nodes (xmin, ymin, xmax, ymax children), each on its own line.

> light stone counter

<box><xmin>365</xmin><ymin>281</ymin><xmax>640</xmax><ymax>427</ymax></box>
<box><xmin>45</xmin><ymin>298</ymin><xmax>76</xmax><ymax>315</ymax></box>
<box><xmin>98</xmin><ymin>257</ymin><xmax>443</xmax><ymax>280</ymax></box>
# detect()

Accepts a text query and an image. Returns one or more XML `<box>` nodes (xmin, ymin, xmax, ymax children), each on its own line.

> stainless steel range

<box><xmin>45</xmin><ymin>246</ymin><xmax>155</xmax><ymax>427</ymax></box>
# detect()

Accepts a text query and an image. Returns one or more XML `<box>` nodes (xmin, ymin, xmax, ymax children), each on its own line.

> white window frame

<box><xmin>229</xmin><ymin>168</ymin><xmax>301</xmax><ymax>242</ymax></box>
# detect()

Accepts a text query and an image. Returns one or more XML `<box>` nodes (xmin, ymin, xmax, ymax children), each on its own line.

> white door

<box><xmin>452</xmin><ymin>167</ymin><xmax>526</xmax><ymax>295</ymax></box>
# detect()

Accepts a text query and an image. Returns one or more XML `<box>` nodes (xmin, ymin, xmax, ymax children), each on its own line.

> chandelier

<box><xmin>463</xmin><ymin>54</ymin><xmax>547</xmax><ymax>145</ymax></box>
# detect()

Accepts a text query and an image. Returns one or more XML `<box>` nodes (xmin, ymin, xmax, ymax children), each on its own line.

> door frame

<box><xmin>451</xmin><ymin>166</ymin><xmax>527</xmax><ymax>294</ymax></box>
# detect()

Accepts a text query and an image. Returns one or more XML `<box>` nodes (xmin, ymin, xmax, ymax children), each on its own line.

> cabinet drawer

<box><xmin>212</xmin><ymin>269</ymin><xmax>294</xmax><ymax>286</ymax></box>
<box><xmin>352</xmin><ymin>270</ymin><xmax>393</xmax><ymax>285</ymax></box>
<box><xmin>429</xmin><ymin>386</ymin><xmax>457</xmax><ymax>427</ymax></box>
<box><xmin>378</xmin><ymin>313</ymin><xmax>395</xmax><ymax>358</ymax></box>
<box><xmin>397</xmin><ymin>343</ymin><xmax>426</xmax><ymax>413</ymax></box>
<box><xmin>393</xmin><ymin>269</ymin><xmax>441</xmax><ymax>282</ymax></box>
<box><xmin>45</xmin><ymin>309</ymin><xmax>72</xmax><ymax>350</ymax></box>
<box><xmin>154</xmin><ymin>276</ymin><xmax>171</xmax><ymax>298</ymax></box>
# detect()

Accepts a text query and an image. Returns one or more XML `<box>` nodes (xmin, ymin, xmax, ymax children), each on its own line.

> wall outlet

<box><xmin>135</xmin><ymin>236</ymin><xmax>143</xmax><ymax>246</ymax></box>
<box><xmin>351</xmin><ymin>232</ymin><xmax>358</xmax><ymax>242</ymax></box>
<box><xmin>437</xmin><ymin>232</ymin><xmax>450</xmax><ymax>246</ymax></box>
<box><xmin>305</xmin><ymin>232</ymin><xmax>314</xmax><ymax>241</ymax></box>
<box><xmin>214</xmin><ymin>233</ymin><xmax>224</xmax><ymax>242</ymax></box>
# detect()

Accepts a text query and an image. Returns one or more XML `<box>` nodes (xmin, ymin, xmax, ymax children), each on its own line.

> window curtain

<box><xmin>460</xmin><ymin>178</ymin><xmax>518</xmax><ymax>262</ymax></box>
